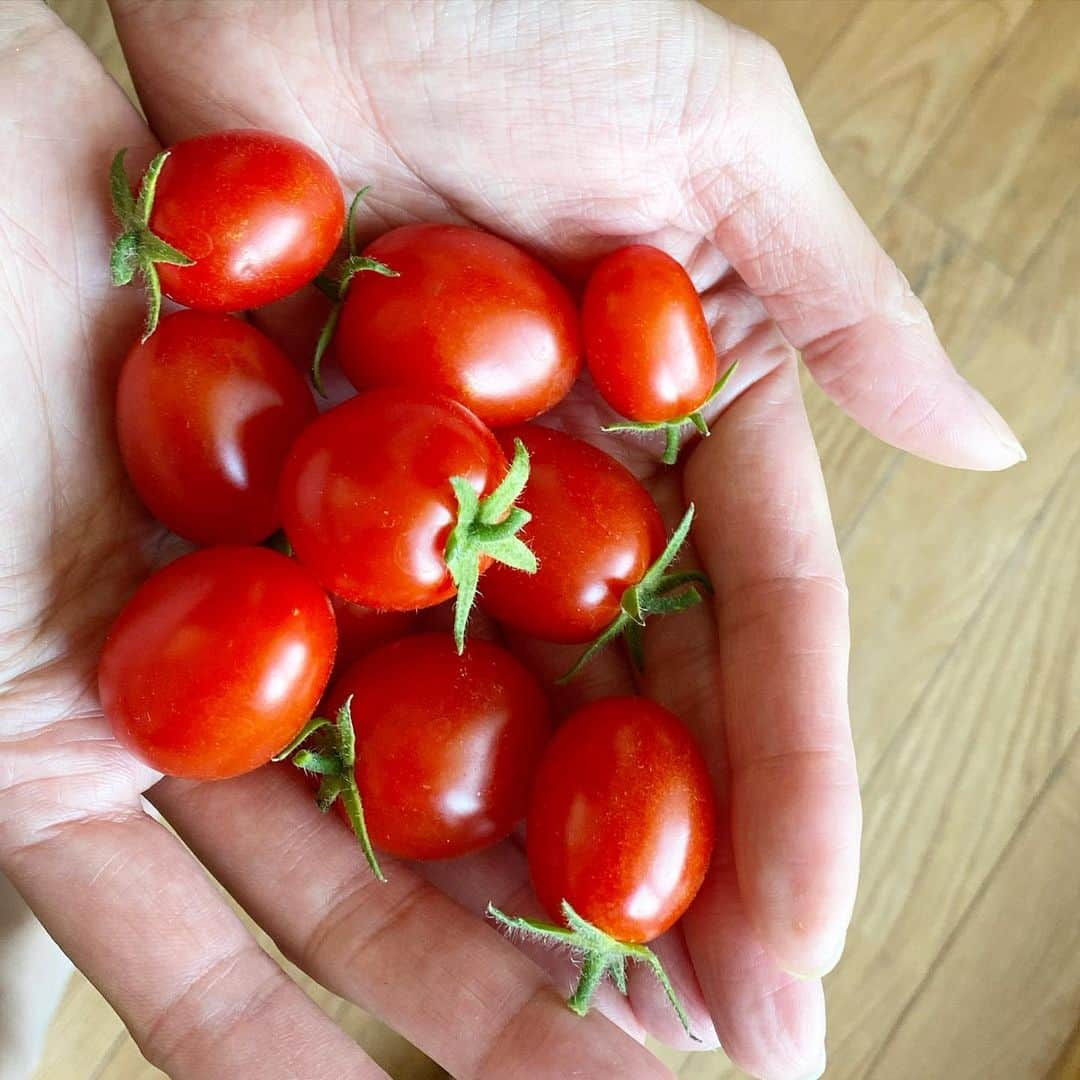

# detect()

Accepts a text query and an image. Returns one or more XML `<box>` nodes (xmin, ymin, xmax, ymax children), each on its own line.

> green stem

<box><xmin>602</xmin><ymin>360</ymin><xmax>739</xmax><ymax>465</ymax></box>
<box><xmin>108</xmin><ymin>148</ymin><xmax>195</xmax><ymax>340</ymax></box>
<box><xmin>486</xmin><ymin>901</ymin><xmax>697</xmax><ymax>1039</ymax></box>
<box><xmin>559</xmin><ymin>502</ymin><xmax>708</xmax><ymax>682</ymax></box>
<box><xmin>567</xmin><ymin>952</ymin><xmax>609</xmax><ymax>1016</ymax></box>
<box><xmin>445</xmin><ymin>438</ymin><xmax>537</xmax><ymax>652</ymax></box>
<box><xmin>309</xmin><ymin>188</ymin><xmax>397</xmax><ymax>396</ymax></box>
<box><xmin>273</xmin><ymin>698</ymin><xmax>385</xmax><ymax>882</ymax></box>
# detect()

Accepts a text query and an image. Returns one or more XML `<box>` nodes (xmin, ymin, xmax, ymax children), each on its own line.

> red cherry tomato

<box><xmin>480</xmin><ymin>426</ymin><xmax>666</xmax><ymax>643</ymax></box>
<box><xmin>98</xmin><ymin>547</ymin><xmax>336</xmax><ymax>780</ymax></box>
<box><xmin>331</xmin><ymin>598</ymin><xmax>419</xmax><ymax>672</ymax></box>
<box><xmin>325</xmin><ymin>633</ymin><xmax>551</xmax><ymax>859</ymax></box>
<box><xmin>335</xmin><ymin>224</ymin><xmax>582</xmax><ymax>427</ymax></box>
<box><xmin>149</xmin><ymin>129</ymin><xmax>343</xmax><ymax>311</ymax></box>
<box><xmin>527</xmin><ymin>696</ymin><xmax>715</xmax><ymax>943</ymax></box>
<box><xmin>116</xmin><ymin>310</ymin><xmax>316</xmax><ymax>545</ymax></box>
<box><xmin>279</xmin><ymin>388</ymin><xmax>506</xmax><ymax>609</ymax></box>
<box><xmin>583</xmin><ymin>245</ymin><xmax>715</xmax><ymax>421</ymax></box>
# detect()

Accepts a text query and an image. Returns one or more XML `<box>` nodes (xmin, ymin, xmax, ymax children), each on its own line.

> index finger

<box><xmin>685</xmin><ymin>348</ymin><xmax>861</xmax><ymax>981</ymax></box>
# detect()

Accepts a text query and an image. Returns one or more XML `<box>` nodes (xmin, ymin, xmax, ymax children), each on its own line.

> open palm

<box><xmin>0</xmin><ymin>3</ymin><xmax>1023</xmax><ymax>1079</ymax></box>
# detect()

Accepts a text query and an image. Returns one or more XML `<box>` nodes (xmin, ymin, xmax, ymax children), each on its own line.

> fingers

<box><xmin>684</xmin><ymin>350</ymin><xmax>861</xmax><ymax>983</ymax></box>
<box><xmin>0</xmin><ymin>808</ymin><xmax>385</xmax><ymax>1079</ymax></box>
<box><xmin>682</xmin><ymin>833</ymin><xmax>827</xmax><ymax>1080</ymax></box>
<box><xmin>640</xmin><ymin>476</ymin><xmax>827</xmax><ymax>1077</ymax></box>
<box><xmin>151</xmin><ymin>767</ymin><xmax>673</xmax><ymax>1080</ymax></box>
<box><xmin>694</xmin><ymin>18</ymin><xmax>1024</xmax><ymax>470</ymax></box>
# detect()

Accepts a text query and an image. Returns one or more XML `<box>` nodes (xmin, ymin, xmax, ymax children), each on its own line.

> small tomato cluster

<box><xmin>99</xmin><ymin>129</ymin><xmax>733</xmax><ymax>1033</ymax></box>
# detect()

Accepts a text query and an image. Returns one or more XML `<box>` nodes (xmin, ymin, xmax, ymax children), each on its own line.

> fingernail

<box><xmin>792</xmin><ymin>1045</ymin><xmax>828</xmax><ymax>1080</ymax></box>
<box><xmin>968</xmin><ymin>384</ymin><xmax>1027</xmax><ymax>464</ymax></box>
<box><xmin>781</xmin><ymin>932</ymin><xmax>846</xmax><ymax>980</ymax></box>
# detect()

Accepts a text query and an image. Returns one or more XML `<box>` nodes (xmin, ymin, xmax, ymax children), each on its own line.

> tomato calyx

<box><xmin>311</xmin><ymin>188</ymin><xmax>398</xmax><ymax>396</ymax></box>
<box><xmin>487</xmin><ymin>900</ymin><xmax>698</xmax><ymax>1039</ymax></box>
<box><xmin>603</xmin><ymin>360</ymin><xmax>739</xmax><ymax>465</ymax></box>
<box><xmin>559</xmin><ymin>502</ymin><xmax>709</xmax><ymax>682</ymax></box>
<box><xmin>445</xmin><ymin>437</ymin><xmax>537</xmax><ymax>652</ymax></box>
<box><xmin>273</xmin><ymin>696</ymin><xmax>386</xmax><ymax>882</ymax></box>
<box><xmin>109</xmin><ymin>149</ymin><xmax>196</xmax><ymax>341</ymax></box>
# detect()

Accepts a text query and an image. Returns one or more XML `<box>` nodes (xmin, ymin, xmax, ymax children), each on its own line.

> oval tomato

<box><xmin>527</xmin><ymin>696</ymin><xmax>715</xmax><ymax>943</ymax></box>
<box><xmin>480</xmin><ymin>425</ymin><xmax>666</xmax><ymax>643</ymax></box>
<box><xmin>583</xmin><ymin>244</ymin><xmax>715</xmax><ymax>421</ymax></box>
<box><xmin>117</xmin><ymin>129</ymin><xmax>343</xmax><ymax>314</ymax></box>
<box><xmin>116</xmin><ymin>310</ymin><xmax>316</xmax><ymax>545</ymax></box>
<box><xmin>98</xmin><ymin>547</ymin><xmax>336</xmax><ymax>780</ymax></box>
<box><xmin>324</xmin><ymin>633</ymin><xmax>551</xmax><ymax>859</ymax></box>
<box><xmin>331</xmin><ymin>598</ymin><xmax>420</xmax><ymax>672</ymax></box>
<box><xmin>278</xmin><ymin>387</ymin><xmax>507</xmax><ymax>610</ymax></box>
<box><xmin>335</xmin><ymin>224</ymin><xmax>582</xmax><ymax>427</ymax></box>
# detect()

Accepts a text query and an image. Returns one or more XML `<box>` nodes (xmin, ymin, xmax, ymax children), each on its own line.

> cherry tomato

<box><xmin>480</xmin><ymin>425</ymin><xmax>666</xmax><ymax>643</ymax></box>
<box><xmin>116</xmin><ymin>310</ymin><xmax>316</xmax><ymax>545</ymax></box>
<box><xmin>331</xmin><ymin>598</ymin><xmax>419</xmax><ymax>672</ymax></box>
<box><xmin>335</xmin><ymin>224</ymin><xmax>582</xmax><ymax>427</ymax></box>
<box><xmin>527</xmin><ymin>696</ymin><xmax>715</xmax><ymax>943</ymax></box>
<box><xmin>325</xmin><ymin>633</ymin><xmax>551</xmax><ymax>859</ymax></box>
<box><xmin>140</xmin><ymin>129</ymin><xmax>343</xmax><ymax>312</ymax></box>
<box><xmin>583</xmin><ymin>245</ymin><xmax>715</xmax><ymax>421</ymax></box>
<box><xmin>279</xmin><ymin>387</ymin><xmax>507</xmax><ymax>609</ymax></box>
<box><xmin>99</xmin><ymin>547</ymin><xmax>336</xmax><ymax>780</ymax></box>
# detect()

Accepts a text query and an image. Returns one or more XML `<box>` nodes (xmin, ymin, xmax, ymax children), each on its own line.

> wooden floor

<box><xmin>34</xmin><ymin>1</ymin><xmax>1080</xmax><ymax>1078</ymax></box>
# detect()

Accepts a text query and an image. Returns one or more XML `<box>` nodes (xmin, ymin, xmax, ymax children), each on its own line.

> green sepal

<box><xmin>108</xmin><ymin>148</ymin><xmax>195</xmax><ymax>340</ymax></box>
<box><xmin>272</xmin><ymin>697</ymin><xmax>386</xmax><ymax>883</ymax></box>
<box><xmin>603</xmin><ymin>360</ymin><xmax>739</xmax><ymax>465</ymax></box>
<box><xmin>445</xmin><ymin>438</ymin><xmax>537</xmax><ymax>653</ymax></box>
<box><xmin>487</xmin><ymin>900</ymin><xmax>698</xmax><ymax>1040</ymax></box>
<box><xmin>310</xmin><ymin>187</ymin><xmax>398</xmax><ymax>396</ymax></box>
<box><xmin>559</xmin><ymin>502</ymin><xmax>708</xmax><ymax>683</ymax></box>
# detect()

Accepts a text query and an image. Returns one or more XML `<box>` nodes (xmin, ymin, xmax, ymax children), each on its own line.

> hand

<box><xmin>0</xmin><ymin>3</ymin><xmax>1024</xmax><ymax>1079</ymax></box>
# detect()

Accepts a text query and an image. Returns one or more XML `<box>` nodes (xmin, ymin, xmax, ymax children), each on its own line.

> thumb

<box><xmin>696</xmin><ymin>20</ymin><xmax>1024</xmax><ymax>470</ymax></box>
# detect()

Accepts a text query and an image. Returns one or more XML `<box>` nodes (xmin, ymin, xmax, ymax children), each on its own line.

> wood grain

<box><xmin>29</xmin><ymin>1</ymin><xmax>1080</xmax><ymax>1078</ymax></box>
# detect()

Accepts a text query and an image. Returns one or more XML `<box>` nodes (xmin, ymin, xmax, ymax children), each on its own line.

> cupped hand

<box><xmin>0</xmin><ymin>3</ymin><xmax>1023</xmax><ymax>1079</ymax></box>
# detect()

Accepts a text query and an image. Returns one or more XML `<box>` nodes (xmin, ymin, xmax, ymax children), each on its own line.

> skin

<box><xmin>149</xmin><ymin>128</ymin><xmax>344</xmax><ymax>311</ymax></box>
<box><xmin>98</xmin><ymin>547</ymin><xmax>336</xmax><ymax>780</ymax></box>
<box><xmin>278</xmin><ymin>387</ymin><xmax>505</xmax><ymax>609</ymax></box>
<box><xmin>325</xmin><ymin>633</ymin><xmax>552</xmax><ymax>860</ymax></box>
<box><xmin>528</xmin><ymin>697</ymin><xmax>716</xmax><ymax>944</ymax></box>
<box><xmin>337</xmin><ymin>223</ymin><xmax>583</xmax><ymax>427</ymax></box>
<box><xmin>584</xmin><ymin>244</ymin><xmax>717</xmax><ymax>421</ymax></box>
<box><xmin>480</xmin><ymin>424</ymin><xmax>667</xmax><ymax>643</ymax></box>
<box><xmin>0</xmin><ymin>3</ymin><xmax>1024</xmax><ymax>1078</ymax></box>
<box><xmin>116</xmin><ymin>309</ymin><xmax>317</xmax><ymax>545</ymax></box>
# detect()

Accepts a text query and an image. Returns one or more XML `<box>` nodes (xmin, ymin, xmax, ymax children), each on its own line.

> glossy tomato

<box><xmin>335</xmin><ymin>224</ymin><xmax>582</xmax><ymax>427</ymax></box>
<box><xmin>278</xmin><ymin>387</ymin><xmax>507</xmax><ymax>610</ymax></box>
<box><xmin>583</xmin><ymin>245</ymin><xmax>715</xmax><ymax>422</ymax></box>
<box><xmin>324</xmin><ymin>633</ymin><xmax>551</xmax><ymax>859</ymax></box>
<box><xmin>331</xmin><ymin>598</ymin><xmax>419</xmax><ymax>672</ymax></box>
<box><xmin>135</xmin><ymin>129</ymin><xmax>343</xmax><ymax>312</ymax></box>
<box><xmin>98</xmin><ymin>547</ymin><xmax>336</xmax><ymax>780</ymax></box>
<box><xmin>116</xmin><ymin>310</ymin><xmax>316</xmax><ymax>545</ymax></box>
<box><xmin>527</xmin><ymin>696</ymin><xmax>715</xmax><ymax>943</ymax></box>
<box><xmin>480</xmin><ymin>425</ymin><xmax>666</xmax><ymax>643</ymax></box>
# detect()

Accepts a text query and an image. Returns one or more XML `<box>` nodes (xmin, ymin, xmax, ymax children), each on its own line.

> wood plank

<box><xmin>700</xmin><ymin>0</ymin><xmax>860</xmax><ymax>88</ymax></box>
<box><xmin>869</xmin><ymin>740</ymin><xmax>1080</xmax><ymax>1080</ymax></box>
<box><xmin>839</xmin><ymin>191</ymin><xmax>1078</xmax><ymax>768</ymax></box>
<box><xmin>31</xmin><ymin>975</ymin><xmax>128</xmax><ymax>1080</ymax></box>
<box><xmin>802</xmin><ymin>0</ymin><xmax>1031</xmax><ymax>188</ymax></box>
<box><xmin>908</xmin><ymin>0</ymin><xmax>1080</xmax><ymax>274</ymax></box>
<box><xmin>822</xmin><ymin>454</ymin><xmax>1080</xmax><ymax>1077</ymax></box>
